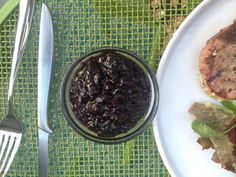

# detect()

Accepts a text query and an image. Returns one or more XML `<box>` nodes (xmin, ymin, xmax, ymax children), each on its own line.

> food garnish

<box><xmin>189</xmin><ymin>101</ymin><xmax>236</xmax><ymax>172</ymax></box>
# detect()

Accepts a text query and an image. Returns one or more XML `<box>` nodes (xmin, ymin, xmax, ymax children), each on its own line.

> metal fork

<box><xmin>0</xmin><ymin>0</ymin><xmax>35</xmax><ymax>176</ymax></box>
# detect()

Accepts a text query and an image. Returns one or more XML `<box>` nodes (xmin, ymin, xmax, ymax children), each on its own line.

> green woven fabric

<box><xmin>0</xmin><ymin>0</ymin><xmax>202</xmax><ymax>176</ymax></box>
<box><xmin>0</xmin><ymin>0</ymin><xmax>19</xmax><ymax>25</ymax></box>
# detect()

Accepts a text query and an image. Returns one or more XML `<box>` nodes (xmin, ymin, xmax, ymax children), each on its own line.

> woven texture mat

<box><xmin>0</xmin><ymin>0</ymin><xmax>202</xmax><ymax>176</ymax></box>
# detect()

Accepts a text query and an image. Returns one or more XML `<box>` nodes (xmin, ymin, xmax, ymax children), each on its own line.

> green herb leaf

<box><xmin>221</xmin><ymin>100</ymin><xmax>236</xmax><ymax>114</ymax></box>
<box><xmin>192</xmin><ymin>119</ymin><xmax>225</xmax><ymax>138</ymax></box>
<box><xmin>206</xmin><ymin>102</ymin><xmax>235</xmax><ymax>115</ymax></box>
<box><xmin>192</xmin><ymin>119</ymin><xmax>236</xmax><ymax>138</ymax></box>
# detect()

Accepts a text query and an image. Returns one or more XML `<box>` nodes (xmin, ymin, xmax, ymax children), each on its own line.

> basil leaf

<box><xmin>192</xmin><ymin>119</ymin><xmax>225</xmax><ymax>138</ymax></box>
<box><xmin>221</xmin><ymin>101</ymin><xmax>236</xmax><ymax>114</ymax></box>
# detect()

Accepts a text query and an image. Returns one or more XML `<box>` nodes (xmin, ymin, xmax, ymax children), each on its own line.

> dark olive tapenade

<box><xmin>69</xmin><ymin>51</ymin><xmax>151</xmax><ymax>137</ymax></box>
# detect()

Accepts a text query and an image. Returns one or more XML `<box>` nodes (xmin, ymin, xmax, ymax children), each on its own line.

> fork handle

<box><xmin>7</xmin><ymin>0</ymin><xmax>35</xmax><ymax>101</ymax></box>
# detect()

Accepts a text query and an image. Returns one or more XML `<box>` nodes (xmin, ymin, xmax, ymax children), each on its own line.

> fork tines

<box><xmin>0</xmin><ymin>131</ymin><xmax>22</xmax><ymax>176</ymax></box>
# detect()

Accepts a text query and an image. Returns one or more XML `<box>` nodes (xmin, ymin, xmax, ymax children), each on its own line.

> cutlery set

<box><xmin>0</xmin><ymin>0</ymin><xmax>53</xmax><ymax>176</ymax></box>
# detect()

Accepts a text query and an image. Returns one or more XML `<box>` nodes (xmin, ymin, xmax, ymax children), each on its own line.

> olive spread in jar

<box><xmin>69</xmin><ymin>51</ymin><xmax>151</xmax><ymax>137</ymax></box>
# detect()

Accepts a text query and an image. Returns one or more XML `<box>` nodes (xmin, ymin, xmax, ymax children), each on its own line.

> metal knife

<box><xmin>38</xmin><ymin>3</ymin><xmax>53</xmax><ymax>177</ymax></box>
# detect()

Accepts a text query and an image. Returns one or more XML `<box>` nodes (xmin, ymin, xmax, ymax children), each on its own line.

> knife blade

<box><xmin>38</xmin><ymin>3</ymin><xmax>53</xmax><ymax>177</ymax></box>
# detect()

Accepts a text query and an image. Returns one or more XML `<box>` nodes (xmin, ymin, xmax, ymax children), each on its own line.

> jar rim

<box><xmin>60</xmin><ymin>47</ymin><xmax>159</xmax><ymax>144</ymax></box>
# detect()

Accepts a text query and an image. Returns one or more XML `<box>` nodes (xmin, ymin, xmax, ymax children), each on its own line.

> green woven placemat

<box><xmin>0</xmin><ymin>0</ymin><xmax>19</xmax><ymax>25</ymax></box>
<box><xmin>0</xmin><ymin>0</ymin><xmax>202</xmax><ymax>176</ymax></box>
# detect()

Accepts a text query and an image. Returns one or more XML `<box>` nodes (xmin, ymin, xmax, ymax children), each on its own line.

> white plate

<box><xmin>153</xmin><ymin>0</ymin><xmax>236</xmax><ymax>177</ymax></box>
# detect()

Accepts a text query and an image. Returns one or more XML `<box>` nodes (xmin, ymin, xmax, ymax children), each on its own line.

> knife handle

<box><xmin>37</xmin><ymin>4</ymin><xmax>53</xmax><ymax>133</ymax></box>
<box><xmin>38</xmin><ymin>129</ymin><xmax>50</xmax><ymax>177</ymax></box>
<box><xmin>8</xmin><ymin>0</ymin><xmax>35</xmax><ymax>101</ymax></box>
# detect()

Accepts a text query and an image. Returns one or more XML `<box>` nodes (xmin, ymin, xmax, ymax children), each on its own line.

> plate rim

<box><xmin>152</xmin><ymin>0</ymin><xmax>216</xmax><ymax>177</ymax></box>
